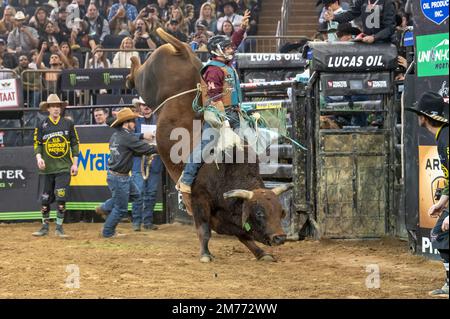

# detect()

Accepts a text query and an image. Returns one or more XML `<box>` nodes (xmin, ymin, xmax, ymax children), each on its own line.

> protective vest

<box><xmin>201</xmin><ymin>60</ymin><xmax>242</xmax><ymax>107</ymax></box>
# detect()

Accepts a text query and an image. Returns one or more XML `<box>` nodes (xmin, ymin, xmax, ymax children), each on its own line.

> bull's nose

<box><xmin>271</xmin><ymin>234</ymin><xmax>286</xmax><ymax>245</ymax></box>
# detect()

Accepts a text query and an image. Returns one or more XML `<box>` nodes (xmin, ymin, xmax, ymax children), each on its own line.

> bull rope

<box><xmin>152</xmin><ymin>85</ymin><xmax>201</xmax><ymax>116</ymax></box>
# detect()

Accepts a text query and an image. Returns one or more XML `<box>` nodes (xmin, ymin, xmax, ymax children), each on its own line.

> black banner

<box><xmin>0</xmin><ymin>146</ymin><xmax>40</xmax><ymax>213</ymax></box>
<box><xmin>308</xmin><ymin>42</ymin><xmax>398</xmax><ymax>72</ymax></box>
<box><xmin>235</xmin><ymin>53</ymin><xmax>308</xmax><ymax>69</ymax></box>
<box><xmin>60</xmin><ymin>68</ymin><xmax>130</xmax><ymax>90</ymax></box>
<box><xmin>0</xmin><ymin>126</ymin><xmax>164</xmax><ymax>221</ymax></box>
<box><xmin>321</xmin><ymin>72</ymin><xmax>392</xmax><ymax>96</ymax></box>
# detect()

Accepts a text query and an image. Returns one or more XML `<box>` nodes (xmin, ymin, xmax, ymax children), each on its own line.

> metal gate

<box><xmin>299</xmin><ymin>42</ymin><xmax>398</xmax><ymax>238</ymax></box>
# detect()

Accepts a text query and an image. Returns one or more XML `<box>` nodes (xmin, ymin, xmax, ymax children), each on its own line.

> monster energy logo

<box><xmin>69</xmin><ymin>74</ymin><xmax>77</xmax><ymax>86</ymax></box>
<box><xmin>103</xmin><ymin>73</ymin><xmax>111</xmax><ymax>85</ymax></box>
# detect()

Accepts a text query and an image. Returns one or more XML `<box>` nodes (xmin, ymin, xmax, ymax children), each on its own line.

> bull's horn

<box><xmin>223</xmin><ymin>190</ymin><xmax>254</xmax><ymax>200</ymax></box>
<box><xmin>271</xmin><ymin>183</ymin><xmax>293</xmax><ymax>196</ymax></box>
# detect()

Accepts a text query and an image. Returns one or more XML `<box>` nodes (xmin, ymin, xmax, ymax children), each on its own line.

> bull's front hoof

<box><xmin>258</xmin><ymin>254</ymin><xmax>276</xmax><ymax>262</ymax></box>
<box><xmin>200</xmin><ymin>255</ymin><xmax>213</xmax><ymax>263</ymax></box>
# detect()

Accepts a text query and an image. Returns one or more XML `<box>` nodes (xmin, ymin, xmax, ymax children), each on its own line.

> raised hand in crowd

<box><xmin>240</xmin><ymin>9</ymin><xmax>251</xmax><ymax>30</ymax></box>
<box><xmin>324</xmin><ymin>7</ymin><xmax>334</xmax><ymax>22</ymax></box>
<box><xmin>40</xmin><ymin>41</ymin><xmax>49</xmax><ymax>53</ymax></box>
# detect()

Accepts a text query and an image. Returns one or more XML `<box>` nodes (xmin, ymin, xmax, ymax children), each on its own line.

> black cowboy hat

<box><xmin>406</xmin><ymin>92</ymin><xmax>449</xmax><ymax>124</ymax></box>
<box><xmin>221</xmin><ymin>1</ymin><xmax>238</xmax><ymax>12</ymax></box>
<box><xmin>321</xmin><ymin>0</ymin><xmax>338</xmax><ymax>6</ymax></box>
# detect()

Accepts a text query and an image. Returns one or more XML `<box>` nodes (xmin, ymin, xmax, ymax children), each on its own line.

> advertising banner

<box><xmin>416</xmin><ymin>32</ymin><xmax>449</xmax><ymax>77</ymax></box>
<box><xmin>236</xmin><ymin>53</ymin><xmax>307</xmax><ymax>69</ymax></box>
<box><xmin>307</xmin><ymin>42</ymin><xmax>398</xmax><ymax>72</ymax></box>
<box><xmin>0</xmin><ymin>79</ymin><xmax>20</xmax><ymax>110</ymax></box>
<box><xmin>409</xmin><ymin>0</ymin><xmax>449</xmax><ymax>257</ymax></box>
<box><xmin>60</xmin><ymin>68</ymin><xmax>130</xmax><ymax>90</ymax></box>
<box><xmin>321</xmin><ymin>72</ymin><xmax>392</xmax><ymax>96</ymax></box>
<box><xmin>0</xmin><ymin>126</ymin><xmax>164</xmax><ymax>221</ymax></box>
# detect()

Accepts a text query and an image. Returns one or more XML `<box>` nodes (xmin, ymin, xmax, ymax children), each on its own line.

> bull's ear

<box><xmin>224</xmin><ymin>190</ymin><xmax>254</xmax><ymax>200</ymax></box>
<box><xmin>271</xmin><ymin>183</ymin><xmax>293</xmax><ymax>196</ymax></box>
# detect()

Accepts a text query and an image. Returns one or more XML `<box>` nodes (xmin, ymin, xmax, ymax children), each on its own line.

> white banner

<box><xmin>0</xmin><ymin>79</ymin><xmax>19</xmax><ymax>109</ymax></box>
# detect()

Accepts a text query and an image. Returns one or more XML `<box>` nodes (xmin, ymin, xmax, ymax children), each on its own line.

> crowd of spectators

<box><xmin>0</xmin><ymin>0</ymin><xmax>262</xmax><ymax>75</ymax></box>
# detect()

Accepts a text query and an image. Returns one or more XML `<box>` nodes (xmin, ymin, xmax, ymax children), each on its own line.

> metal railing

<box><xmin>277</xmin><ymin>0</ymin><xmax>291</xmax><ymax>38</ymax></box>
<box><xmin>243</xmin><ymin>35</ymin><xmax>310</xmax><ymax>53</ymax></box>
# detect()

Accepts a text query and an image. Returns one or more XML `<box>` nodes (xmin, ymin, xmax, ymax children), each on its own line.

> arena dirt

<box><xmin>0</xmin><ymin>222</ymin><xmax>446</xmax><ymax>299</ymax></box>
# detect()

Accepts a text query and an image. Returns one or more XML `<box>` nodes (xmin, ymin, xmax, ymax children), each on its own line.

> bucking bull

<box><xmin>127</xmin><ymin>28</ymin><xmax>291</xmax><ymax>262</ymax></box>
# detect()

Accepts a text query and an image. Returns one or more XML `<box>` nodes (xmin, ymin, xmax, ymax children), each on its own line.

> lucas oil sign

<box><xmin>421</xmin><ymin>0</ymin><xmax>449</xmax><ymax>25</ymax></box>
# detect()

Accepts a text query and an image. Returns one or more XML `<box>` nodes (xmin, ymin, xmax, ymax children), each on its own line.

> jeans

<box><xmin>131</xmin><ymin>156</ymin><xmax>162</xmax><ymax>227</ymax></box>
<box><xmin>25</xmin><ymin>91</ymin><xmax>41</xmax><ymax>108</ymax></box>
<box><xmin>101</xmin><ymin>171</ymin><xmax>140</xmax><ymax>237</ymax></box>
<box><xmin>181</xmin><ymin>108</ymin><xmax>240</xmax><ymax>186</ymax></box>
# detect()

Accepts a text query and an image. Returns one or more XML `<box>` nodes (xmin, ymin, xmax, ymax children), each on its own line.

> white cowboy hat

<box><xmin>14</xmin><ymin>11</ymin><xmax>27</xmax><ymax>21</ymax></box>
<box><xmin>111</xmin><ymin>108</ymin><xmax>142</xmax><ymax>127</ymax></box>
<box><xmin>39</xmin><ymin>94</ymin><xmax>69</xmax><ymax>111</ymax></box>
<box><xmin>132</xmin><ymin>96</ymin><xmax>146</xmax><ymax>107</ymax></box>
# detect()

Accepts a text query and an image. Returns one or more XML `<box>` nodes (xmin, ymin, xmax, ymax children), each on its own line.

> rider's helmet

<box><xmin>207</xmin><ymin>35</ymin><xmax>234</xmax><ymax>61</ymax></box>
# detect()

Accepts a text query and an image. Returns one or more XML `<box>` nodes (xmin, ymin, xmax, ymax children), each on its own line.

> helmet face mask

<box><xmin>208</xmin><ymin>35</ymin><xmax>234</xmax><ymax>60</ymax></box>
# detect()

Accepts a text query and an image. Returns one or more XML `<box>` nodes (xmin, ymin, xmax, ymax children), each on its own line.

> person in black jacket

<box><xmin>96</xmin><ymin>108</ymin><xmax>157</xmax><ymax>238</ymax></box>
<box><xmin>407</xmin><ymin>92</ymin><xmax>449</xmax><ymax>297</ymax></box>
<box><xmin>324</xmin><ymin>0</ymin><xmax>396</xmax><ymax>43</ymax></box>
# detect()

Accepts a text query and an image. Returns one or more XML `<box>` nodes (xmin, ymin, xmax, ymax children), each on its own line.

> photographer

<box><xmin>39</xmin><ymin>21</ymin><xmax>61</xmax><ymax>50</ymax></box>
<box><xmin>132</xmin><ymin>19</ymin><xmax>156</xmax><ymax>51</ymax></box>
<box><xmin>7</xmin><ymin>11</ymin><xmax>39</xmax><ymax>54</ymax></box>
<box><xmin>69</xmin><ymin>18</ymin><xmax>94</xmax><ymax>51</ymax></box>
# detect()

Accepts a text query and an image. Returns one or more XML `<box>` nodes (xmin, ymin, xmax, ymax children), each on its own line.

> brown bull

<box><xmin>127</xmin><ymin>28</ymin><xmax>291</xmax><ymax>262</ymax></box>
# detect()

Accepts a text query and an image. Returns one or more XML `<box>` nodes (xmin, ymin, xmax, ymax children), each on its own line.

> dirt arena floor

<box><xmin>0</xmin><ymin>222</ymin><xmax>447</xmax><ymax>299</ymax></box>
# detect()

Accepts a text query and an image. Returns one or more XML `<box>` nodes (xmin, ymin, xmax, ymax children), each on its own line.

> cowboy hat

<box><xmin>132</xmin><ymin>96</ymin><xmax>146</xmax><ymax>107</ymax></box>
<box><xmin>406</xmin><ymin>92</ymin><xmax>448</xmax><ymax>124</ymax></box>
<box><xmin>110</xmin><ymin>108</ymin><xmax>142</xmax><ymax>127</ymax></box>
<box><xmin>39</xmin><ymin>94</ymin><xmax>68</xmax><ymax>111</ymax></box>
<box><xmin>14</xmin><ymin>11</ymin><xmax>27</xmax><ymax>21</ymax></box>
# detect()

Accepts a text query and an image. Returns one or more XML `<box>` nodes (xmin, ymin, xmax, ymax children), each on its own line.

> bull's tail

<box><xmin>156</xmin><ymin>28</ymin><xmax>191</xmax><ymax>56</ymax></box>
<box><xmin>126</xmin><ymin>56</ymin><xmax>141</xmax><ymax>89</ymax></box>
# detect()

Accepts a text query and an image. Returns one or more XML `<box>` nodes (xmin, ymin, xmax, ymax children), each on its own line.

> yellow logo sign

<box><xmin>419</xmin><ymin>145</ymin><xmax>447</xmax><ymax>228</ymax></box>
<box><xmin>56</xmin><ymin>188</ymin><xmax>66</xmax><ymax>198</ymax></box>
<box><xmin>45</xmin><ymin>135</ymin><xmax>69</xmax><ymax>158</ymax></box>
<box><xmin>71</xmin><ymin>143</ymin><xmax>110</xmax><ymax>186</ymax></box>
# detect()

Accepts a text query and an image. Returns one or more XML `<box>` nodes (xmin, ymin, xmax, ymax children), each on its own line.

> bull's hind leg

<box><xmin>237</xmin><ymin>235</ymin><xmax>276</xmax><ymax>262</ymax></box>
<box><xmin>193</xmin><ymin>204</ymin><xmax>214</xmax><ymax>263</ymax></box>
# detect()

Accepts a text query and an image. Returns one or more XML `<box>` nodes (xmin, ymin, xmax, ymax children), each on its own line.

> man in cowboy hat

<box><xmin>130</xmin><ymin>97</ymin><xmax>162</xmax><ymax>231</ymax></box>
<box><xmin>216</xmin><ymin>1</ymin><xmax>243</xmax><ymax>32</ymax></box>
<box><xmin>96</xmin><ymin>108</ymin><xmax>157</xmax><ymax>238</ymax></box>
<box><xmin>33</xmin><ymin>94</ymin><xmax>79</xmax><ymax>238</ymax></box>
<box><xmin>6</xmin><ymin>11</ymin><xmax>39</xmax><ymax>54</ymax></box>
<box><xmin>407</xmin><ymin>91</ymin><xmax>449</xmax><ymax>297</ymax></box>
